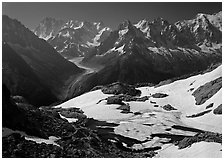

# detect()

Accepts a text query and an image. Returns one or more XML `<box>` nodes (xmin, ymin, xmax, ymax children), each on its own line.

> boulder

<box><xmin>213</xmin><ymin>104</ymin><xmax>222</xmax><ymax>115</ymax></box>
<box><xmin>205</xmin><ymin>103</ymin><xmax>214</xmax><ymax>109</ymax></box>
<box><xmin>162</xmin><ymin>104</ymin><xmax>177</xmax><ymax>111</ymax></box>
<box><xmin>151</xmin><ymin>93</ymin><xmax>168</xmax><ymax>98</ymax></box>
<box><xmin>106</xmin><ymin>96</ymin><xmax>124</xmax><ymax>105</ymax></box>
<box><xmin>117</xmin><ymin>104</ymin><xmax>131</xmax><ymax>113</ymax></box>
<box><xmin>102</xmin><ymin>82</ymin><xmax>141</xmax><ymax>96</ymax></box>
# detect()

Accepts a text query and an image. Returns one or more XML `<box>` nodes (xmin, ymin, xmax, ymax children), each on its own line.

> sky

<box><xmin>2</xmin><ymin>2</ymin><xmax>222</xmax><ymax>30</ymax></box>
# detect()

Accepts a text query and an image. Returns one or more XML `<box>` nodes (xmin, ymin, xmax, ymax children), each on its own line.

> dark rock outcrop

<box><xmin>192</xmin><ymin>77</ymin><xmax>221</xmax><ymax>105</ymax></box>
<box><xmin>117</xmin><ymin>104</ymin><xmax>131</xmax><ymax>114</ymax></box>
<box><xmin>102</xmin><ymin>82</ymin><xmax>141</xmax><ymax>96</ymax></box>
<box><xmin>186</xmin><ymin>109</ymin><xmax>212</xmax><ymax>118</ymax></box>
<box><xmin>162</xmin><ymin>104</ymin><xmax>177</xmax><ymax>111</ymax></box>
<box><xmin>59</xmin><ymin>108</ymin><xmax>87</xmax><ymax>121</ymax></box>
<box><xmin>176</xmin><ymin>131</ymin><xmax>222</xmax><ymax>149</ymax></box>
<box><xmin>213</xmin><ymin>104</ymin><xmax>222</xmax><ymax>115</ymax></box>
<box><xmin>151</xmin><ymin>93</ymin><xmax>169</xmax><ymax>98</ymax></box>
<box><xmin>107</xmin><ymin>96</ymin><xmax>124</xmax><ymax>105</ymax></box>
<box><xmin>205</xmin><ymin>103</ymin><xmax>214</xmax><ymax>109</ymax></box>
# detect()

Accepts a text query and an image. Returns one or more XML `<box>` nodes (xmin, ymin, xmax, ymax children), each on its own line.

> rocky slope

<box><xmin>2</xmin><ymin>84</ymin><xmax>155</xmax><ymax>158</ymax></box>
<box><xmin>2</xmin><ymin>42</ymin><xmax>57</xmax><ymax>106</ymax></box>
<box><xmin>2</xmin><ymin>15</ymin><xmax>83</xmax><ymax>106</ymax></box>
<box><xmin>34</xmin><ymin>18</ymin><xmax>112</xmax><ymax>58</ymax></box>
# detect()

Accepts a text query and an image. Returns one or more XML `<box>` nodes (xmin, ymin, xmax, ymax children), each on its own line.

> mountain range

<box><xmin>3</xmin><ymin>11</ymin><xmax>222</xmax><ymax>104</ymax></box>
<box><xmin>56</xmin><ymin>11</ymin><xmax>221</xmax><ymax>98</ymax></box>
<box><xmin>34</xmin><ymin>18</ymin><xmax>112</xmax><ymax>58</ymax></box>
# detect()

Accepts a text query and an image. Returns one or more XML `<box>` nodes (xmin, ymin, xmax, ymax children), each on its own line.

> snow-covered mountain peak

<box><xmin>34</xmin><ymin>17</ymin><xmax>112</xmax><ymax>57</ymax></box>
<box><xmin>134</xmin><ymin>19</ymin><xmax>148</xmax><ymax>29</ymax></box>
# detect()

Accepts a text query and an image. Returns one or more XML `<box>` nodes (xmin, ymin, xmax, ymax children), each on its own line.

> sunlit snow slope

<box><xmin>55</xmin><ymin>65</ymin><xmax>222</xmax><ymax>157</ymax></box>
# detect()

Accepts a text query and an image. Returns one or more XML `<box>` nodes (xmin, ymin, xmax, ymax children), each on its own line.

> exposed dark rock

<box><xmin>102</xmin><ymin>82</ymin><xmax>141</xmax><ymax>96</ymax></box>
<box><xmin>186</xmin><ymin>110</ymin><xmax>212</xmax><ymax>118</ymax></box>
<box><xmin>133</xmin><ymin>96</ymin><xmax>149</xmax><ymax>102</ymax></box>
<box><xmin>206</xmin><ymin>103</ymin><xmax>214</xmax><ymax>109</ymax></box>
<box><xmin>188</xmin><ymin>88</ymin><xmax>194</xmax><ymax>92</ymax></box>
<box><xmin>91</xmin><ymin>85</ymin><xmax>104</xmax><ymax>91</ymax></box>
<box><xmin>120</xmin><ymin>95</ymin><xmax>149</xmax><ymax>102</ymax></box>
<box><xmin>213</xmin><ymin>104</ymin><xmax>222</xmax><ymax>115</ymax></box>
<box><xmin>117</xmin><ymin>104</ymin><xmax>131</xmax><ymax>114</ymax></box>
<box><xmin>134</xmin><ymin>112</ymin><xmax>142</xmax><ymax>115</ymax></box>
<box><xmin>162</xmin><ymin>104</ymin><xmax>177</xmax><ymax>111</ymax></box>
<box><xmin>107</xmin><ymin>96</ymin><xmax>124</xmax><ymax>105</ymax></box>
<box><xmin>176</xmin><ymin>131</ymin><xmax>222</xmax><ymax>149</ymax></box>
<box><xmin>59</xmin><ymin>108</ymin><xmax>87</xmax><ymax>121</ymax></box>
<box><xmin>106</xmin><ymin>95</ymin><xmax>149</xmax><ymax>105</ymax></box>
<box><xmin>172</xmin><ymin>125</ymin><xmax>205</xmax><ymax>133</ymax></box>
<box><xmin>150</xmin><ymin>101</ymin><xmax>156</xmax><ymax>104</ymax></box>
<box><xmin>151</xmin><ymin>93</ymin><xmax>168</xmax><ymax>98</ymax></box>
<box><xmin>192</xmin><ymin>77</ymin><xmax>221</xmax><ymax>105</ymax></box>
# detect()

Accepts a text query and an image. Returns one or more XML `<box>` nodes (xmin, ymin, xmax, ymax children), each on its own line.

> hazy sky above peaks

<box><xmin>2</xmin><ymin>2</ymin><xmax>222</xmax><ymax>30</ymax></box>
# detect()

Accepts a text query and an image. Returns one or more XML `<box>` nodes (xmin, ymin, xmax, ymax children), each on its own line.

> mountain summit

<box><xmin>34</xmin><ymin>18</ymin><xmax>112</xmax><ymax>58</ymax></box>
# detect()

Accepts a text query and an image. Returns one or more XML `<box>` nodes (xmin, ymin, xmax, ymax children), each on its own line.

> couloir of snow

<box><xmin>55</xmin><ymin>65</ymin><xmax>222</xmax><ymax>157</ymax></box>
<box><xmin>2</xmin><ymin>128</ymin><xmax>60</xmax><ymax>147</ymax></box>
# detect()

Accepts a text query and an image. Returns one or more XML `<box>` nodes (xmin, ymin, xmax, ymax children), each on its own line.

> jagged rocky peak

<box><xmin>117</xmin><ymin>19</ymin><xmax>145</xmax><ymax>39</ymax></box>
<box><xmin>118</xmin><ymin>19</ymin><xmax>133</xmax><ymax>30</ymax></box>
<box><xmin>34</xmin><ymin>17</ymin><xmax>65</xmax><ymax>40</ymax></box>
<box><xmin>175</xmin><ymin>11</ymin><xmax>222</xmax><ymax>44</ymax></box>
<box><xmin>152</xmin><ymin>17</ymin><xmax>170</xmax><ymax>26</ymax></box>
<box><xmin>34</xmin><ymin>17</ymin><xmax>112</xmax><ymax>58</ymax></box>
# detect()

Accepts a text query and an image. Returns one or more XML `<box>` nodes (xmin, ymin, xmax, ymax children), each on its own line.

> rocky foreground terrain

<box><xmin>3</xmin><ymin>63</ymin><xmax>222</xmax><ymax>158</ymax></box>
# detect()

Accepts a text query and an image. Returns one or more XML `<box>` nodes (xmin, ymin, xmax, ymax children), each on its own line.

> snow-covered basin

<box><xmin>2</xmin><ymin>128</ymin><xmax>60</xmax><ymax>146</ymax></box>
<box><xmin>138</xmin><ymin>65</ymin><xmax>222</xmax><ymax>133</ymax></box>
<box><xmin>55</xmin><ymin>65</ymin><xmax>222</xmax><ymax>132</ymax></box>
<box><xmin>54</xmin><ymin>65</ymin><xmax>222</xmax><ymax>155</ymax></box>
<box><xmin>155</xmin><ymin>142</ymin><xmax>222</xmax><ymax>158</ymax></box>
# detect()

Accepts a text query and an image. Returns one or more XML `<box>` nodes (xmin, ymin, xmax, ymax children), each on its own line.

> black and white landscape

<box><xmin>2</xmin><ymin>2</ymin><xmax>222</xmax><ymax>158</ymax></box>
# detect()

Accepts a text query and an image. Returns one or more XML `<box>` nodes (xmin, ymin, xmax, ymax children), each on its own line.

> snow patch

<box><xmin>59</xmin><ymin>113</ymin><xmax>78</xmax><ymax>123</ymax></box>
<box><xmin>2</xmin><ymin>128</ymin><xmax>60</xmax><ymax>147</ymax></box>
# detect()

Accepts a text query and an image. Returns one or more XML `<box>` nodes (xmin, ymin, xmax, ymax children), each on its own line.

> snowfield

<box><xmin>55</xmin><ymin>65</ymin><xmax>222</xmax><ymax>157</ymax></box>
<box><xmin>156</xmin><ymin>142</ymin><xmax>222</xmax><ymax>158</ymax></box>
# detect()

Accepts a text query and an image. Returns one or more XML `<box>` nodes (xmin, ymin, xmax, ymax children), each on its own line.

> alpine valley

<box><xmin>2</xmin><ymin>10</ymin><xmax>222</xmax><ymax>158</ymax></box>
